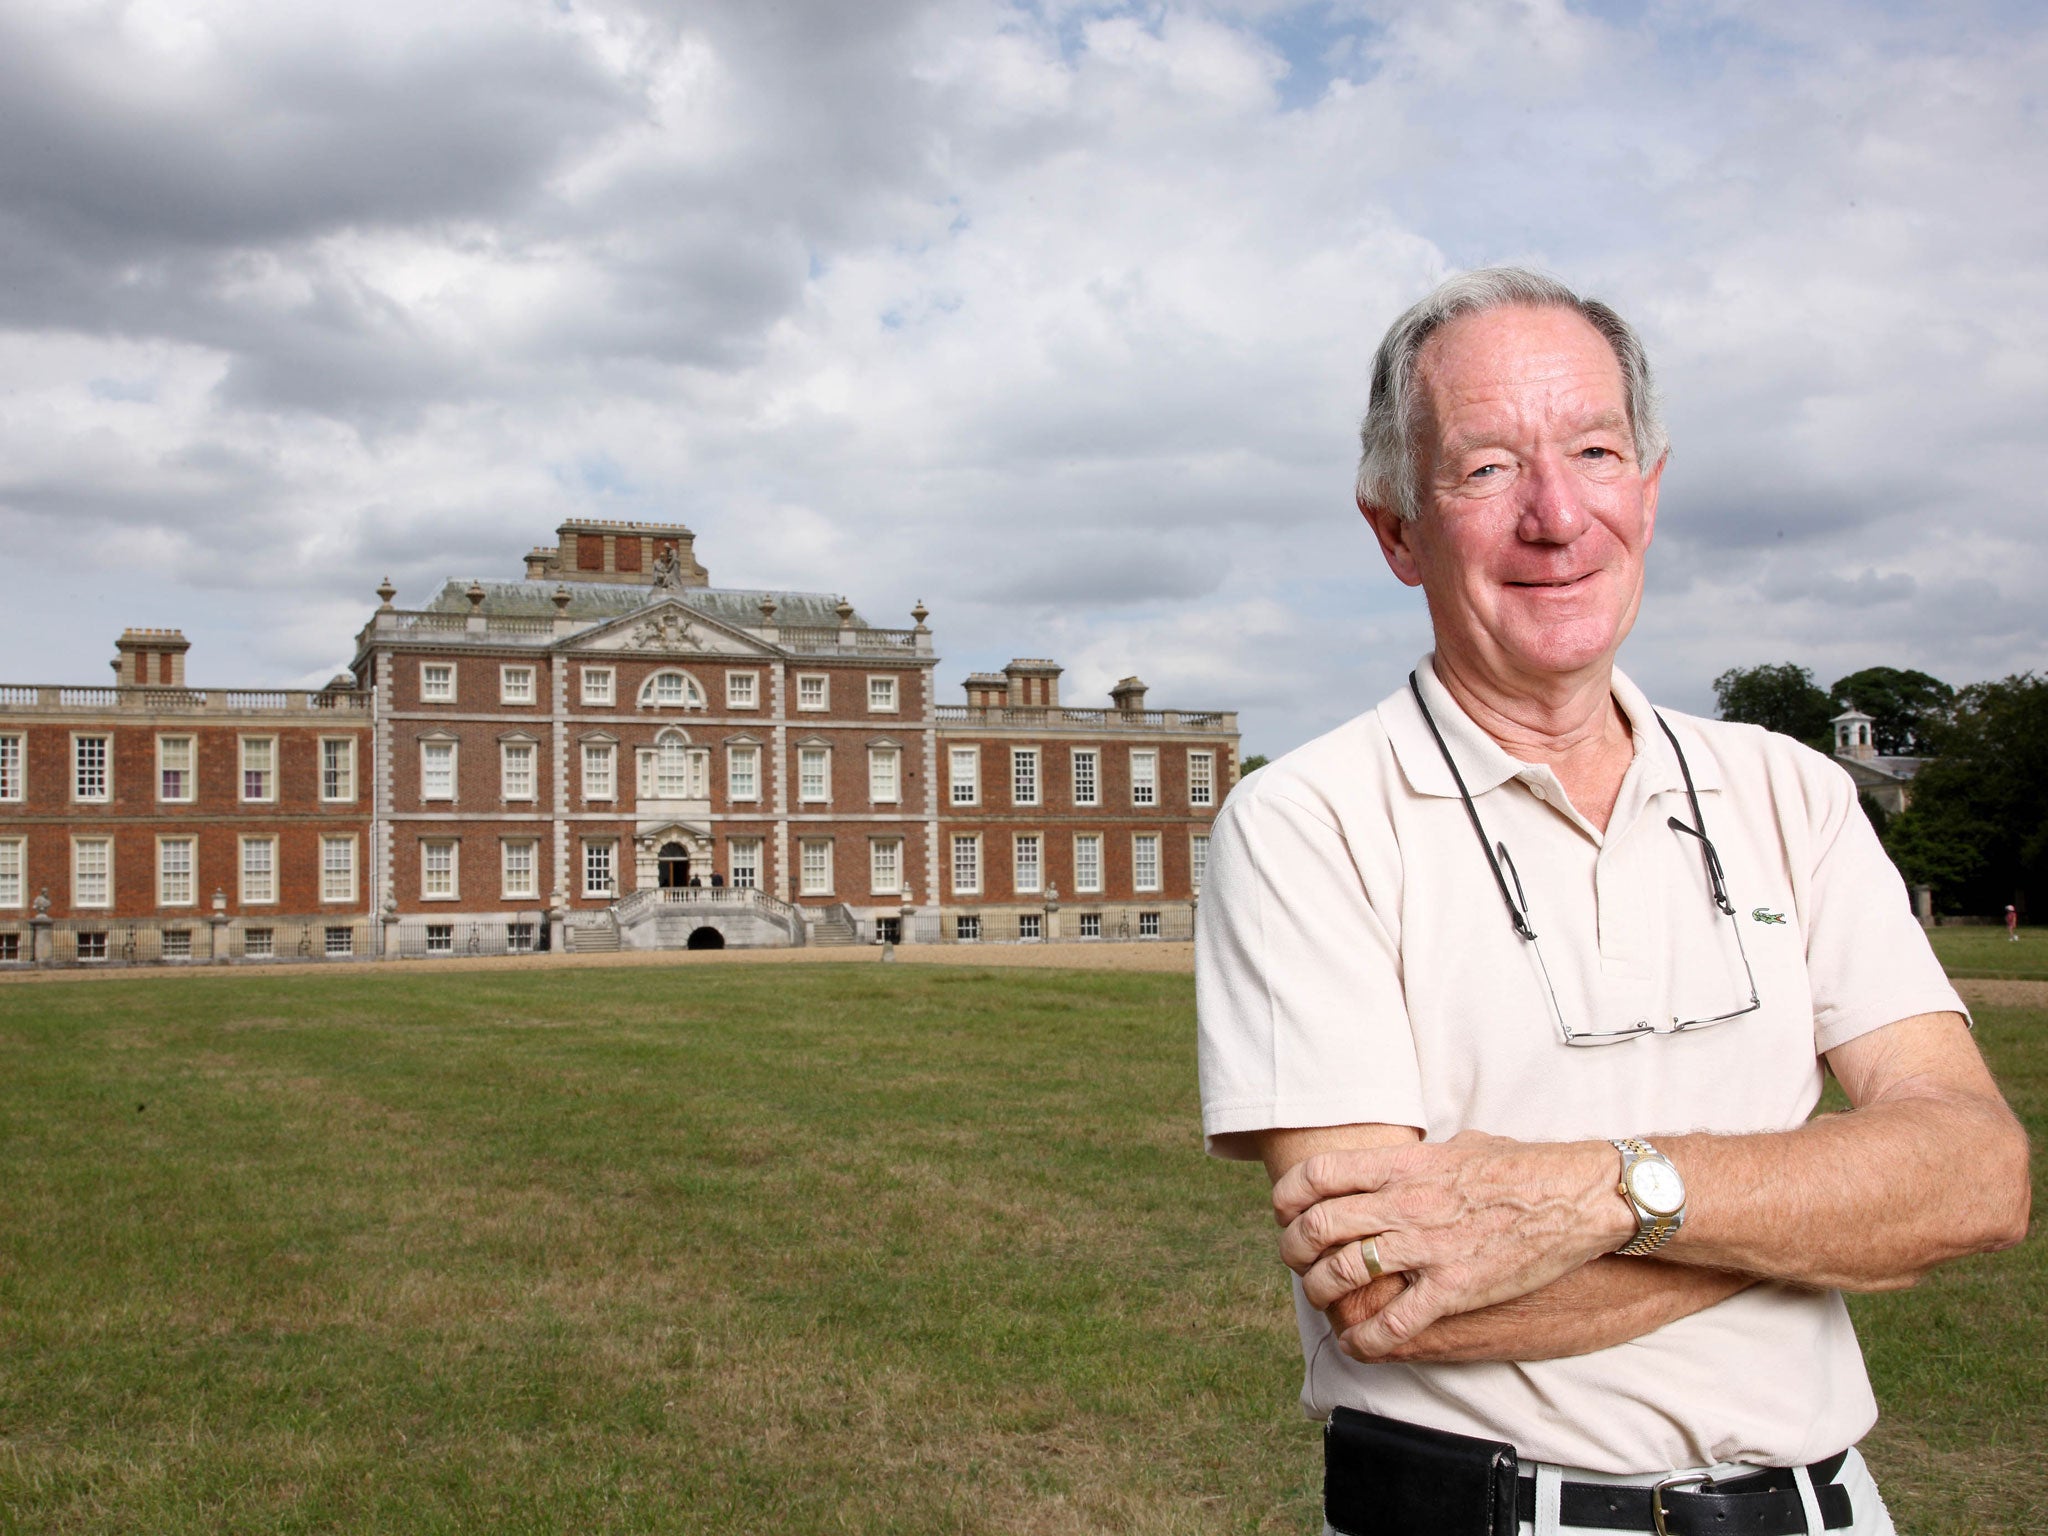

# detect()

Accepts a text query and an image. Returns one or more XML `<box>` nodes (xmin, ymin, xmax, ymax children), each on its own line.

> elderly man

<box><xmin>1194</xmin><ymin>268</ymin><xmax>2029</xmax><ymax>1536</ymax></box>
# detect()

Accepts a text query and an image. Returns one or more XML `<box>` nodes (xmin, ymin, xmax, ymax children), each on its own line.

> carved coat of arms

<box><xmin>631</xmin><ymin>612</ymin><xmax>700</xmax><ymax>651</ymax></box>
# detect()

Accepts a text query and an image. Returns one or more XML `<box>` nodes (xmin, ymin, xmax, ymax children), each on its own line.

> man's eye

<box><xmin>1468</xmin><ymin>463</ymin><xmax>1504</xmax><ymax>479</ymax></box>
<box><xmin>1580</xmin><ymin>446</ymin><xmax>1615</xmax><ymax>460</ymax></box>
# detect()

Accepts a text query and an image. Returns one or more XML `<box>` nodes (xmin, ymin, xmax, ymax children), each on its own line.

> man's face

<box><xmin>1364</xmin><ymin>304</ymin><xmax>1663</xmax><ymax>688</ymax></box>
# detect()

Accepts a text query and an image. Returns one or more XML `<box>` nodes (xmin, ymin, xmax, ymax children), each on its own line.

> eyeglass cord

<box><xmin>1409</xmin><ymin>671</ymin><xmax>1732</xmax><ymax>941</ymax></box>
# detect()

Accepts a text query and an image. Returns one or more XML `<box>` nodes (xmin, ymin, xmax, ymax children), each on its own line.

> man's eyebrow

<box><xmin>1440</xmin><ymin>410</ymin><xmax>1631</xmax><ymax>460</ymax></box>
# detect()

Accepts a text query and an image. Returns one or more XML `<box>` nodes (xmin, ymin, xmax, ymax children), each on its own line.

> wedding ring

<box><xmin>1359</xmin><ymin>1235</ymin><xmax>1386</xmax><ymax>1281</ymax></box>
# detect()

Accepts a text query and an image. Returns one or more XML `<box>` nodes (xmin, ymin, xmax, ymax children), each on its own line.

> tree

<box><xmin>1239</xmin><ymin>754</ymin><xmax>1269</xmax><ymax>777</ymax></box>
<box><xmin>1881</xmin><ymin>673</ymin><xmax>2048</xmax><ymax>915</ymax></box>
<box><xmin>1711</xmin><ymin>663</ymin><xmax>1834</xmax><ymax>749</ymax></box>
<box><xmin>1826</xmin><ymin>667</ymin><xmax>1954</xmax><ymax>756</ymax></box>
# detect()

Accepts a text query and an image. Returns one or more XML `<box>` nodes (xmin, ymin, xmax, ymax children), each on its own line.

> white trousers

<box><xmin>1325</xmin><ymin>1445</ymin><xmax>1895</xmax><ymax>1536</ymax></box>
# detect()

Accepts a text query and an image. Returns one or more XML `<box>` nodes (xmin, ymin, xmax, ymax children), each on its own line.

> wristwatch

<box><xmin>1611</xmin><ymin>1137</ymin><xmax>1686</xmax><ymax>1255</ymax></box>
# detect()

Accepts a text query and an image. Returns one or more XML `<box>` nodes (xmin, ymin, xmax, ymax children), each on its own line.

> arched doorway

<box><xmin>658</xmin><ymin>842</ymin><xmax>691</xmax><ymax>889</ymax></box>
<box><xmin>686</xmin><ymin>926</ymin><xmax>725</xmax><ymax>950</ymax></box>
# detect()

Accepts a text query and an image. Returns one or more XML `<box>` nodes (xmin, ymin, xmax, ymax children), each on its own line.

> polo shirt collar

<box><xmin>1381</xmin><ymin>654</ymin><xmax>1723</xmax><ymax>800</ymax></box>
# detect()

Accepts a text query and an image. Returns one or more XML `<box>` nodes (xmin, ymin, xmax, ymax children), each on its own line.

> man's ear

<box><xmin>1360</xmin><ymin>498</ymin><xmax>1425</xmax><ymax>588</ymax></box>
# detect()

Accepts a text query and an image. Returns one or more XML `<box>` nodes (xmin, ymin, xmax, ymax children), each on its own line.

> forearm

<box><xmin>1329</xmin><ymin>1258</ymin><xmax>1752</xmax><ymax>1363</ymax></box>
<box><xmin>1658</xmin><ymin>1083</ymin><xmax>2029</xmax><ymax>1290</ymax></box>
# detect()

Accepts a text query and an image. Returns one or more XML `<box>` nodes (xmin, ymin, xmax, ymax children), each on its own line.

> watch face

<box><xmin>1629</xmin><ymin>1159</ymin><xmax>1685</xmax><ymax>1217</ymax></box>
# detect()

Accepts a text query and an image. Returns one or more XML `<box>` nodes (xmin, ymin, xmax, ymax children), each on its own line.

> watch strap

<box><xmin>1611</xmin><ymin>1137</ymin><xmax>1684</xmax><ymax>1256</ymax></box>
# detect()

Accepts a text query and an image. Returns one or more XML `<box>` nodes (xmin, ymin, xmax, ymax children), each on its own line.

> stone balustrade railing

<box><xmin>933</xmin><ymin>704</ymin><xmax>1237</xmax><ymax>733</ymax></box>
<box><xmin>0</xmin><ymin>685</ymin><xmax>372</xmax><ymax>715</ymax></box>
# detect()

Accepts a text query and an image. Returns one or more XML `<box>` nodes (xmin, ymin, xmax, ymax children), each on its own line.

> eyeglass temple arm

<box><xmin>1654</xmin><ymin>712</ymin><xmax>1735</xmax><ymax>915</ymax></box>
<box><xmin>1409</xmin><ymin>672</ymin><xmax>1536</xmax><ymax>941</ymax></box>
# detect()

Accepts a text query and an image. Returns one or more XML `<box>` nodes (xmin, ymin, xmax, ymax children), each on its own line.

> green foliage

<box><xmin>1883</xmin><ymin>673</ymin><xmax>2048</xmax><ymax>916</ymax></box>
<box><xmin>1711</xmin><ymin>662</ymin><xmax>1835</xmax><ymax>748</ymax></box>
<box><xmin>1827</xmin><ymin>666</ymin><xmax>1955</xmax><ymax>755</ymax></box>
<box><xmin>1239</xmin><ymin>754</ymin><xmax>1269</xmax><ymax>776</ymax></box>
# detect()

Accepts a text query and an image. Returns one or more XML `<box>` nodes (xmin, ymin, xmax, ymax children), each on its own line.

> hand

<box><xmin>1272</xmin><ymin>1130</ymin><xmax>1631</xmax><ymax>1358</ymax></box>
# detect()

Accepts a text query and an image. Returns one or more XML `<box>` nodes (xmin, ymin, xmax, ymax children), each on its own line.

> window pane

<box><xmin>1014</xmin><ymin>834</ymin><xmax>1041</xmax><ymax>893</ymax></box>
<box><xmin>1192</xmin><ymin>833</ymin><xmax>1210</xmax><ymax>893</ymax></box>
<box><xmin>422</xmin><ymin>841</ymin><xmax>453</xmax><ymax>897</ymax></box>
<box><xmin>242</xmin><ymin>839</ymin><xmax>275</xmax><ymax>903</ymax></box>
<box><xmin>583</xmin><ymin>744</ymin><xmax>614</xmax><ymax>799</ymax></box>
<box><xmin>322</xmin><ymin>838</ymin><xmax>354</xmax><ymax>902</ymax></box>
<box><xmin>503</xmin><ymin>841</ymin><xmax>536</xmax><ymax>898</ymax></box>
<box><xmin>1189</xmin><ymin>752</ymin><xmax>1214</xmax><ymax>806</ymax></box>
<box><xmin>1074</xmin><ymin>834</ymin><xmax>1102</xmax><ymax>893</ymax></box>
<box><xmin>951</xmin><ymin>835</ymin><xmax>979</xmax><ymax>893</ymax></box>
<box><xmin>322</xmin><ymin>739</ymin><xmax>353</xmax><ymax>800</ymax></box>
<box><xmin>870</xmin><ymin>839</ymin><xmax>901</xmax><ymax>894</ymax></box>
<box><xmin>800</xmin><ymin>839</ymin><xmax>832</xmax><ymax>895</ymax></box>
<box><xmin>1072</xmin><ymin>750</ymin><xmax>1097</xmax><ymax>805</ymax></box>
<box><xmin>1133</xmin><ymin>834</ymin><xmax>1159</xmax><ymax>890</ymax></box>
<box><xmin>1131</xmin><ymin>750</ymin><xmax>1157</xmax><ymax>806</ymax></box>
<box><xmin>658</xmin><ymin>737</ymin><xmax>691</xmax><ymax>796</ymax></box>
<box><xmin>0</xmin><ymin>840</ymin><xmax>22</xmax><ymax>906</ymax></box>
<box><xmin>868</xmin><ymin>748</ymin><xmax>898</xmax><ymax>801</ymax></box>
<box><xmin>949</xmin><ymin>747</ymin><xmax>978</xmax><ymax>805</ymax></box>
<box><xmin>584</xmin><ymin>842</ymin><xmax>614</xmax><ymax>896</ymax></box>
<box><xmin>422</xmin><ymin>743</ymin><xmax>455</xmax><ymax>798</ymax></box>
<box><xmin>502</xmin><ymin>743</ymin><xmax>534</xmax><ymax>799</ymax></box>
<box><xmin>799</xmin><ymin>747</ymin><xmax>828</xmax><ymax>801</ymax></box>
<box><xmin>729</xmin><ymin>839</ymin><xmax>761</xmax><ymax>889</ymax></box>
<box><xmin>75</xmin><ymin>737</ymin><xmax>108</xmax><ymax>799</ymax></box>
<box><xmin>1012</xmin><ymin>749</ymin><xmax>1038</xmax><ymax>805</ymax></box>
<box><xmin>242</xmin><ymin>738</ymin><xmax>274</xmax><ymax>801</ymax></box>
<box><xmin>0</xmin><ymin>736</ymin><xmax>20</xmax><ymax>800</ymax></box>
<box><xmin>160</xmin><ymin>839</ymin><xmax>194</xmax><ymax>905</ymax></box>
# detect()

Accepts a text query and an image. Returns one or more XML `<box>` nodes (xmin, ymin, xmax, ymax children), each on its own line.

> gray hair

<box><xmin>1355</xmin><ymin>266</ymin><xmax>1669</xmax><ymax>521</ymax></box>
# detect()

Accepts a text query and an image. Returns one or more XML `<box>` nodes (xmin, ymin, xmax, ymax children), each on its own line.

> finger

<box><xmin>1272</xmin><ymin>1148</ymin><xmax>1396</xmax><ymax>1225</ymax></box>
<box><xmin>1327</xmin><ymin>1273</ymin><xmax>1409</xmax><ymax>1335</ymax></box>
<box><xmin>1339</xmin><ymin>1274</ymin><xmax>1449</xmax><ymax>1360</ymax></box>
<box><xmin>1302</xmin><ymin>1234</ymin><xmax>1405</xmax><ymax>1311</ymax></box>
<box><xmin>1279</xmin><ymin>1193</ymin><xmax>1394</xmax><ymax>1272</ymax></box>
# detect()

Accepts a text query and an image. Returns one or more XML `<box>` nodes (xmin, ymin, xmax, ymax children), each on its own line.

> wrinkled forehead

<box><xmin>1411</xmin><ymin>303</ymin><xmax>1628</xmax><ymax>433</ymax></box>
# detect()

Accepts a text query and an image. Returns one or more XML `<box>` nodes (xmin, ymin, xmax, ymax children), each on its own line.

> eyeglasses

<box><xmin>1409</xmin><ymin>672</ymin><xmax>1761</xmax><ymax>1047</ymax></box>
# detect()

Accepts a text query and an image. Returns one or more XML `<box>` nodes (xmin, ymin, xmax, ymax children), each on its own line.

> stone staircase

<box><xmin>808</xmin><ymin>909</ymin><xmax>860</xmax><ymax>947</ymax></box>
<box><xmin>566</xmin><ymin>920</ymin><xmax>619</xmax><ymax>953</ymax></box>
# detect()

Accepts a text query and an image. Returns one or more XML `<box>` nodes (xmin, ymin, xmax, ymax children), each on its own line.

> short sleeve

<box><xmin>1800</xmin><ymin>760</ymin><xmax>1968</xmax><ymax>1054</ymax></box>
<box><xmin>1194</xmin><ymin>777</ymin><xmax>1426</xmax><ymax>1157</ymax></box>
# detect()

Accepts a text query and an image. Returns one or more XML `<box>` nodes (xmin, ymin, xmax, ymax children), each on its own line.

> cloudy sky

<box><xmin>2</xmin><ymin>0</ymin><xmax>2042</xmax><ymax>757</ymax></box>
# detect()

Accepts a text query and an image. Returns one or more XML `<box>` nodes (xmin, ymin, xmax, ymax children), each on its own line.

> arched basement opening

<box><xmin>686</xmin><ymin>926</ymin><xmax>725</xmax><ymax>951</ymax></box>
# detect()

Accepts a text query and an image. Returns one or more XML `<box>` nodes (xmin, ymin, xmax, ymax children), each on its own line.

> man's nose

<box><xmin>1516</xmin><ymin>454</ymin><xmax>1584</xmax><ymax>543</ymax></box>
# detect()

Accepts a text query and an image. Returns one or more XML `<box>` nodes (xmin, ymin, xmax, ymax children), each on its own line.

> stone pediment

<box><xmin>572</xmin><ymin>599</ymin><xmax>771</xmax><ymax>658</ymax></box>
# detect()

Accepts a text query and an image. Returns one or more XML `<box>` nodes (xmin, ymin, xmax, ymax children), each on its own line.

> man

<box><xmin>1194</xmin><ymin>268</ymin><xmax>2029</xmax><ymax>1536</ymax></box>
<box><xmin>2007</xmin><ymin>904</ymin><xmax>2018</xmax><ymax>941</ymax></box>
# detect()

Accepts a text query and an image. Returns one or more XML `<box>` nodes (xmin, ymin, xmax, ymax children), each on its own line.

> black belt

<box><xmin>1324</xmin><ymin>1406</ymin><xmax>1855</xmax><ymax>1536</ymax></box>
<box><xmin>1514</xmin><ymin>1450</ymin><xmax>1853</xmax><ymax>1535</ymax></box>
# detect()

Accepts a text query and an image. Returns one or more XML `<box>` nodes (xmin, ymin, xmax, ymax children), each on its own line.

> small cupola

<box><xmin>1832</xmin><ymin>706</ymin><xmax>1876</xmax><ymax>762</ymax></box>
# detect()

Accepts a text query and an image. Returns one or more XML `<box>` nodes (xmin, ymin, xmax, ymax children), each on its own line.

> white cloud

<box><xmin>0</xmin><ymin>0</ymin><xmax>2043</xmax><ymax>754</ymax></box>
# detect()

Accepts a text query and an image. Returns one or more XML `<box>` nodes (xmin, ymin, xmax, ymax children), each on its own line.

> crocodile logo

<box><xmin>1750</xmin><ymin>907</ymin><xmax>1787</xmax><ymax>925</ymax></box>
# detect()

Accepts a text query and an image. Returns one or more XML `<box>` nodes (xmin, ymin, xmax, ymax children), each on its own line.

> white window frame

<box><xmin>799</xmin><ymin>837</ymin><xmax>834</xmax><ymax>897</ymax></box>
<box><xmin>500</xmin><ymin>740</ymin><xmax>537</xmax><ymax>802</ymax></box>
<box><xmin>727</xmin><ymin>837</ymin><xmax>762</xmax><ymax>890</ymax></box>
<box><xmin>1191</xmin><ymin>832</ymin><xmax>1210</xmax><ymax>893</ymax></box>
<box><xmin>649</xmin><ymin>733</ymin><xmax>708</xmax><ymax>799</ymax></box>
<box><xmin>502</xmin><ymin>840</ymin><xmax>539</xmax><ymax>900</ymax></box>
<box><xmin>798</xmin><ymin>745</ymin><xmax>831</xmax><ymax>805</ymax></box>
<box><xmin>1073</xmin><ymin>832</ymin><xmax>1103</xmax><ymax>894</ymax></box>
<box><xmin>157</xmin><ymin>835</ymin><xmax>196</xmax><ymax>908</ymax></box>
<box><xmin>1018</xmin><ymin>913</ymin><xmax>1042</xmax><ymax>941</ymax></box>
<box><xmin>239</xmin><ymin>835</ymin><xmax>278</xmax><ymax>906</ymax></box>
<box><xmin>157</xmin><ymin>734</ymin><xmax>196</xmax><ymax>804</ymax></box>
<box><xmin>73</xmin><ymin>733</ymin><xmax>111</xmax><ymax>803</ymax></box>
<box><xmin>796</xmin><ymin>674</ymin><xmax>829</xmax><ymax>712</ymax></box>
<box><xmin>583</xmin><ymin>839</ymin><xmax>617</xmax><ymax>899</ymax></box>
<box><xmin>1188</xmin><ymin>750</ymin><xmax>1216</xmax><ymax>808</ymax></box>
<box><xmin>1011</xmin><ymin>747</ymin><xmax>1040</xmax><ymax>807</ymax></box>
<box><xmin>1013</xmin><ymin>833</ymin><xmax>1042</xmax><ymax>895</ymax></box>
<box><xmin>0</xmin><ymin>836</ymin><xmax>23</xmax><ymax>909</ymax></box>
<box><xmin>727</xmin><ymin>743</ymin><xmax>761</xmax><ymax>802</ymax></box>
<box><xmin>726</xmin><ymin>671</ymin><xmax>759</xmax><ymax>710</ymax></box>
<box><xmin>239</xmin><ymin>735</ymin><xmax>277</xmax><ymax>805</ymax></box>
<box><xmin>1078</xmin><ymin>911</ymin><xmax>1101</xmax><ymax>939</ymax></box>
<box><xmin>1071</xmin><ymin>748</ymin><xmax>1099</xmax><ymax>807</ymax></box>
<box><xmin>320</xmin><ymin>737</ymin><xmax>356</xmax><ymax>803</ymax></box>
<box><xmin>870</xmin><ymin>838</ymin><xmax>903</xmax><ymax>896</ymax></box>
<box><xmin>321</xmin><ymin>836</ymin><xmax>357</xmax><ymax>904</ymax></box>
<box><xmin>867</xmin><ymin>675</ymin><xmax>898</xmax><ymax>713</ymax></box>
<box><xmin>499</xmin><ymin>665</ymin><xmax>536</xmax><ymax>705</ymax></box>
<box><xmin>949</xmin><ymin>746</ymin><xmax>980</xmax><ymax>807</ymax></box>
<box><xmin>421</xmin><ymin>839</ymin><xmax>459</xmax><ymax>902</ymax></box>
<box><xmin>420</xmin><ymin>739</ymin><xmax>457</xmax><ymax>802</ymax></box>
<box><xmin>868</xmin><ymin>745</ymin><xmax>900</xmax><ymax>804</ymax></box>
<box><xmin>638</xmin><ymin>669</ymin><xmax>706</xmax><ymax>709</ymax></box>
<box><xmin>951</xmin><ymin>834</ymin><xmax>981</xmax><ymax>896</ymax></box>
<box><xmin>0</xmin><ymin>733</ymin><xmax>22</xmax><ymax>802</ymax></box>
<box><xmin>1131</xmin><ymin>749</ymin><xmax>1158</xmax><ymax>807</ymax></box>
<box><xmin>420</xmin><ymin>662</ymin><xmax>455</xmax><ymax>703</ymax></box>
<box><xmin>581</xmin><ymin>667</ymin><xmax>615</xmax><ymax>707</ymax></box>
<box><xmin>582</xmin><ymin>742</ymin><xmax>616</xmax><ymax>802</ymax></box>
<box><xmin>1132</xmin><ymin>832</ymin><xmax>1161</xmax><ymax>893</ymax></box>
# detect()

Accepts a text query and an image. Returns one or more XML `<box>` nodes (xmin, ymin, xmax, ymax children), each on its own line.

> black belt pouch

<box><xmin>1324</xmin><ymin>1406</ymin><xmax>1520</xmax><ymax>1536</ymax></box>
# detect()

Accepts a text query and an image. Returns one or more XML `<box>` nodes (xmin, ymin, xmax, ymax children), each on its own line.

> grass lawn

<box><xmin>1</xmin><ymin>964</ymin><xmax>2041</xmax><ymax>1533</ymax></box>
<box><xmin>1928</xmin><ymin>924</ymin><xmax>2048</xmax><ymax>981</ymax></box>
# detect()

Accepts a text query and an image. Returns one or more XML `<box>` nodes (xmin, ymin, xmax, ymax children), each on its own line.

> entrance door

<box><xmin>658</xmin><ymin>842</ymin><xmax>691</xmax><ymax>889</ymax></box>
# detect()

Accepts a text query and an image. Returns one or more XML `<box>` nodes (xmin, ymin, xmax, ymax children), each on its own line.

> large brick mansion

<box><xmin>0</xmin><ymin>521</ymin><xmax>1238</xmax><ymax>964</ymax></box>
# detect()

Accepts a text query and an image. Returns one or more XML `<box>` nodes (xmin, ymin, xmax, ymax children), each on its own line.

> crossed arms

<box><xmin>1216</xmin><ymin>1009</ymin><xmax>2030</xmax><ymax>1365</ymax></box>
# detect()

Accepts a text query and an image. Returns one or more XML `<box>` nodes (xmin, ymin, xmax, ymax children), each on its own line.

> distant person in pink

<box><xmin>2007</xmin><ymin>905</ymin><xmax>2019</xmax><ymax>942</ymax></box>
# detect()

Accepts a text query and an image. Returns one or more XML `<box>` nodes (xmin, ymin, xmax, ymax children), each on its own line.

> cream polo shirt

<box><xmin>1195</xmin><ymin>656</ymin><xmax>1966</xmax><ymax>1474</ymax></box>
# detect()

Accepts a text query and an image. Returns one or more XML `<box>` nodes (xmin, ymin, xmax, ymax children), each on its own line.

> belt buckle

<box><xmin>1650</xmin><ymin>1472</ymin><xmax>1714</xmax><ymax>1536</ymax></box>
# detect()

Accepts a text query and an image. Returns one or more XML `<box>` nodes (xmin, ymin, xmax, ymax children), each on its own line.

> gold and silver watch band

<box><xmin>1612</xmin><ymin>1136</ymin><xmax>1685</xmax><ymax>1256</ymax></box>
